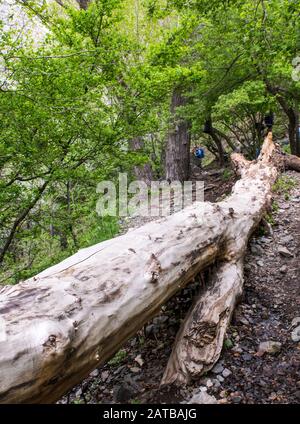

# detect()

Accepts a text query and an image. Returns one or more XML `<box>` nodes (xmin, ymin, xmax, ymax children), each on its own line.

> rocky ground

<box><xmin>59</xmin><ymin>169</ymin><xmax>299</xmax><ymax>405</ymax></box>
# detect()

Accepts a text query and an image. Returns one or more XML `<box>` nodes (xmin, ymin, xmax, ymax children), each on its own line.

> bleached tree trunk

<box><xmin>161</xmin><ymin>134</ymin><xmax>298</xmax><ymax>385</ymax></box>
<box><xmin>0</xmin><ymin>135</ymin><xmax>299</xmax><ymax>404</ymax></box>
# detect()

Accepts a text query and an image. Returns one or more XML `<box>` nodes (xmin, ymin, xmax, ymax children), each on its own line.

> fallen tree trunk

<box><xmin>285</xmin><ymin>153</ymin><xmax>300</xmax><ymax>172</ymax></box>
<box><xmin>161</xmin><ymin>135</ymin><xmax>300</xmax><ymax>385</ymax></box>
<box><xmin>0</xmin><ymin>134</ymin><xmax>299</xmax><ymax>403</ymax></box>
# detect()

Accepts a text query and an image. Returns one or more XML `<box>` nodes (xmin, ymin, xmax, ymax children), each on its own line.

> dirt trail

<box><xmin>200</xmin><ymin>170</ymin><xmax>300</xmax><ymax>404</ymax></box>
<box><xmin>59</xmin><ymin>170</ymin><xmax>299</xmax><ymax>405</ymax></box>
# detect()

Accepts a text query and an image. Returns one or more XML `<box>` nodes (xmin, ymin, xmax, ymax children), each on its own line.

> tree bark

<box><xmin>76</xmin><ymin>0</ymin><xmax>90</xmax><ymax>10</ymax></box>
<box><xmin>204</xmin><ymin>118</ymin><xmax>227</xmax><ymax>165</ymax></box>
<box><xmin>0</xmin><ymin>135</ymin><xmax>299</xmax><ymax>403</ymax></box>
<box><xmin>285</xmin><ymin>153</ymin><xmax>300</xmax><ymax>172</ymax></box>
<box><xmin>210</xmin><ymin>131</ymin><xmax>225</xmax><ymax>166</ymax></box>
<box><xmin>265</xmin><ymin>83</ymin><xmax>300</xmax><ymax>156</ymax></box>
<box><xmin>165</xmin><ymin>88</ymin><xmax>191</xmax><ymax>182</ymax></box>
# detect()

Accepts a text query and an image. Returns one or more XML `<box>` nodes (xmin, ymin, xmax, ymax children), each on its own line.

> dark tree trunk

<box><xmin>77</xmin><ymin>0</ymin><xmax>90</xmax><ymax>10</ymax></box>
<box><xmin>265</xmin><ymin>83</ymin><xmax>300</xmax><ymax>156</ymax></box>
<box><xmin>275</xmin><ymin>99</ymin><xmax>299</xmax><ymax>156</ymax></box>
<box><xmin>165</xmin><ymin>88</ymin><xmax>191</xmax><ymax>182</ymax></box>
<box><xmin>210</xmin><ymin>131</ymin><xmax>225</xmax><ymax>166</ymax></box>
<box><xmin>204</xmin><ymin>118</ymin><xmax>226</xmax><ymax>166</ymax></box>
<box><xmin>129</xmin><ymin>137</ymin><xmax>154</xmax><ymax>185</ymax></box>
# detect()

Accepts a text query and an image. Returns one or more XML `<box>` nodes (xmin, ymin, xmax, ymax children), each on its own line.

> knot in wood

<box><xmin>43</xmin><ymin>334</ymin><xmax>57</xmax><ymax>350</ymax></box>
<box><xmin>185</xmin><ymin>321</ymin><xmax>217</xmax><ymax>348</ymax></box>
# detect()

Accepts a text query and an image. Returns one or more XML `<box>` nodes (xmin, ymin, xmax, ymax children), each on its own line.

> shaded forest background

<box><xmin>0</xmin><ymin>0</ymin><xmax>299</xmax><ymax>284</ymax></box>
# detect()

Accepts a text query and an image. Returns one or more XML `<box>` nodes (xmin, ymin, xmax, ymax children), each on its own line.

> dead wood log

<box><xmin>0</xmin><ymin>204</ymin><xmax>231</xmax><ymax>403</ymax></box>
<box><xmin>285</xmin><ymin>153</ymin><xmax>300</xmax><ymax>172</ymax></box>
<box><xmin>161</xmin><ymin>134</ymin><xmax>295</xmax><ymax>385</ymax></box>
<box><xmin>161</xmin><ymin>260</ymin><xmax>244</xmax><ymax>385</ymax></box>
<box><xmin>0</xmin><ymin>134</ymin><xmax>299</xmax><ymax>403</ymax></box>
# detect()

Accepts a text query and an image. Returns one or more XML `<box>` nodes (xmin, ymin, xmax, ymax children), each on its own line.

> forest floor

<box><xmin>59</xmin><ymin>168</ymin><xmax>300</xmax><ymax>405</ymax></box>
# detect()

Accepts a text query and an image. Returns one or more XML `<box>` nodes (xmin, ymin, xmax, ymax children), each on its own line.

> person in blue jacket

<box><xmin>192</xmin><ymin>146</ymin><xmax>205</xmax><ymax>169</ymax></box>
<box><xmin>194</xmin><ymin>147</ymin><xmax>205</xmax><ymax>160</ymax></box>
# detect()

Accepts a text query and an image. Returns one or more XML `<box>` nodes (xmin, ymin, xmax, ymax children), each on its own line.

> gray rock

<box><xmin>217</xmin><ymin>375</ymin><xmax>225</xmax><ymax>382</ymax></box>
<box><xmin>242</xmin><ymin>353</ymin><xmax>252</xmax><ymax>361</ymax></box>
<box><xmin>206</xmin><ymin>379</ymin><xmax>213</xmax><ymax>388</ymax></box>
<box><xmin>188</xmin><ymin>392</ymin><xmax>218</xmax><ymax>404</ymax></box>
<box><xmin>291</xmin><ymin>317</ymin><xmax>300</xmax><ymax>328</ymax></box>
<box><xmin>75</xmin><ymin>388</ymin><xmax>82</xmax><ymax>398</ymax></box>
<box><xmin>114</xmin><ymin>365</ymin><xmax>126</xmax><ymax>375</ymax></box>
<box><xmin>279</xmin><ymin>265</ymin><xmax>288</xmax><ymax>274</ymax></box>
<box><xmin>260</xmin><ymin>237</ymin><xmax>272</xmax><ymax>244</ymax></box>
<box><xmin>281</xmin><ymin>235</ymin><xmax>293</xmax><ymax>244</ymax></box>
<box><xmin>134</xmin><ymin>354</ymin><xmax>144</xmax><ymax>367</ymax></box>
<box><xmin>232</xmin><ymin>396</ymin><xmax>243</xmax><ymax>404</ymax></box>
<box><xmin>113</xmin><ymin>376</ymin><xmax>140</xmax><ymax>402</ymax></box>
<box><xmin>89</xmin><ymin>369</ymin><xmax>99</xmax><ymax>378</ymax></box>
<box><xmin>257</xmin><ymin>341</ymin><xmax>282</xmax><ymax>356</ymax></box>
<box><xmin>291</xmin><ymin>326</ymin><xmax>300</xmax><ymax>342</ymax></box>
<box><xmin>212</xmin><ymin>363</ymin><xmax>224</xmax><ymax>374</ymax></box>
<box><xmin>101</xmin><ymin>371</ymin><xmax>109</xmax><ymax>381</ymax></box>
<box><xmin>213</xmin><ymin>379</ymin><xmax>221</xmax><ymax>388</ymax></box>
<box><xmin>145</xmin><ymin>324</ymin><xmax>159</xmax><ymax>336</ymax></box>
<box><xmin>238</xmin><ymin>316</ymin><xmax>249</xmax><ymax>325</ymax></box>
<box><xmin>232</xmin><ymin>346</ymin><xmax>243</xmax><ymax>354</ymax></box>
<box><xmin>251</xmin><ymin>245</ymin><xmax>264</xmax><ymax>255</ymax></box>
<box><xmin>278</xmin><ymin>246</ymin><xmax>293</xmax><ymax>258</ymax></box>
<box><xmin>257</xmin><ymin>260</ymin><xmax>264</xmax><ymax>267</ymax></box>
<box><xmin>222</xmin><ymin>368</ymin><xmax>232</xmax><ymax>378</ymax></box>
<box><xmin>294</xmin><ymin>390</ymin><xmax>300</xmax><ymax>400</ymax></box>
<box><xmin>291</xmin><ymin>197</ymin><xmax>300</xmax><ymax>203</ymax></box>
<box><xmin>153</xmin><ymin>315</ymin><xmax>169</xmax><ymax>325</ymax></box>
<box><xmin>130</xmin><ymin>367</ymin><xmax>141</xmax><ymax>373</ymax></box>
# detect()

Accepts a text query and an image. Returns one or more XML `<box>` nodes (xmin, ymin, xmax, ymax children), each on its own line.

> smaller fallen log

<box><xmin>285</xmin><ymin>153</ymin><xmax>300</xmax><ymax>172</ymax></box>
<box><xmin>161</xmin><ymin>260</ymin><xmax>243</xmax><ymax>385</ymax></box>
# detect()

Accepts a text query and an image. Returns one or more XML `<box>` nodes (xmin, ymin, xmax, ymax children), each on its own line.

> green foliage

<box><xmin>224</xmin><ymin>338</ymin><xmax>234</xmax><ymax>349</ymax></box>
<box><xmin>265</xmin><ymin>213</ymin><xmax>275</xmax><ymax>226</ymax></box>
<box><xmin>272</xmin><ymin>176</ymin><xmax>297</xmax><ymax>195</ymax></box>
<box><xmin>108</xmin><ymin>349</ymin><xmax>127</xmax><ymax>366</ymax></box>
<box><xmin>272</xmin><ymin>201</ymin><xmax>279</xmax><ymax>213</ymax></box>
<box><xmin>0</xmin><ymin>0</ymin><xmax>299</xmax><ymax>284</ymax></box>
<box><xmin>222</xmin><ymin>169</ymin><xmax>233</xmax><ymax>181</ymax></box>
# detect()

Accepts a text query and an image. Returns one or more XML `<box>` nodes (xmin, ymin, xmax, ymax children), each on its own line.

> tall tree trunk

<box><xmin>287</xmin><ymin>108</ymin><xmax>297</xmax><ymax>155</ymax></box>
<box><xmin>295</xmin><ymin>101</ymin><xmax>300</xmax><ymax>156</ymax></box>
<box><xmin>165</xmin><ymin>88</ymin><xmax>191</xmax><ymax>182</ymax></box>
<box><xmin>76</xmin><ymin>0</ymin><xmax>90</xmax><ymax>9</ymax></box>
<box><xmin>265</xmin><ymin>83</ymin><xmax>299</xmax><ymax>156</ymax></box>
<box><xmin>210</xmin><ymin>131</ymin><xmax>225</xmax><ymax>166</ymax></box>
<box><xmin>204</xmin><ymin>118</ymin><xmax>226</xmax><ymax>166</ymax></box>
